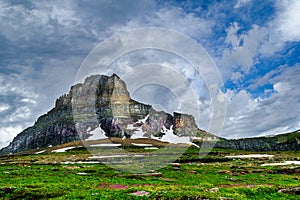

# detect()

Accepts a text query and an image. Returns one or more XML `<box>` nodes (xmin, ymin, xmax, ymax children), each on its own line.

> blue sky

<box><xmin>0</xmin><ymin>0</ymin><xmax>299</xmax><ymax>148</ymax></box>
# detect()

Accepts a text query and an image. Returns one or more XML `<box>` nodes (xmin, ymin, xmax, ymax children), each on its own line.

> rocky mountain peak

<box><xmin>0</xmin><ymin>74</ymin><xmax>209</xmax><ymax>155</ymax></box>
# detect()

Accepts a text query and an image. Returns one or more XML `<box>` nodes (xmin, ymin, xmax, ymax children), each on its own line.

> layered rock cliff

<box><xmin>0</xmin><ymin>74</ymin><xmax>208</xmax><ymax>155</ymax></box>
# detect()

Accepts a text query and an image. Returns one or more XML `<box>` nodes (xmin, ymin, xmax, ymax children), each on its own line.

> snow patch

<box><xmin>152</xmin><ymin>126</ymin><xmax>199</xmax><ymax>148</ymax></box>
<box><xmin>77</xmin><ymin>172</ymin><xmax>88</xmax><ymax>175</ymax></box>
<box><xmin>132</xmin><ymin>143</ymin><xmax>153</xmax><ymax>147</ymax></box>
<box><xmin>128</xmin><ymin>125</ymin><xmax>147</xmax><ymax>139</ymax></box>
<box><xmin>127</xmin><ymin>115</ymin><xmax>199</xmax><ymax>148</ymax></box>
<box><xmin>89</xmin><ymin>155</ymin><xmax>129</xmax><ymax>159</ymax></box>
<box><xmin>86</xmin><ymin>126</ymin><xmax>108</xmax><ymax>140</ymax></box>
<box><xmin>127</xmin><ymin>115</ymin><xmax>149</xmax><ymax>139</ymax></box>
<box><xmin>89</xmin><ymin>143</ymin><xmax>121</xmax><ymax>147</ymax></box>
<box><xmin>89</xmin><ymin>154</ymin><xmax>146</xmax><ymax>159</ymax></box>
<box><xmin>61</xmin><ymin>161</ymin><xmax>101</xmax><ymax>164</ymax></box>
<box><xmin>51</xmin><ymin>146</ymin><xmax>80</xmax><ymax>153</ymax></box>
<box><xmin>261</xmin><ymin>161</ymin><xmax>300</xmax><ymax>166</ymax></box>
<box><xmin>35</xmin><ymin>150</ymin><xmax>46</xmax><ymax>154</ymax></box>
<box><xmin>145</xmin><ymin>147</ymin><xmax>159</xmax><ymax>150</ymax></box>
<box><xmin>225</xmin><ymin>154</ymin><xmax>274</xmax><ymax>158</ymax></box>
<box><xmin>138</xmin><ymin>114</ymin><xmax>149</xmax><ymax>123</ymax></box>
<box><xmin>133</xmin><ymin>154</ymin><xmax>145</xmax><ymax>157</ymax></box>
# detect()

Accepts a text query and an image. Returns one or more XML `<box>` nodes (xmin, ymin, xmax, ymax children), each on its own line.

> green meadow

<box><xmin>0</xmin><ymin>146</ymin><xmax>299</xmax><ymax>199</ymax></box>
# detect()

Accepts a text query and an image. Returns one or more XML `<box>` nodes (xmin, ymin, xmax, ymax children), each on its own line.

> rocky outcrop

<box><xmin>0</xmin><ymin>74</ymin><xmax>208</xmax><ymax>155</ymax></box>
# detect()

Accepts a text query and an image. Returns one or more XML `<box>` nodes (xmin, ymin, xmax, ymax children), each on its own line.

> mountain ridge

<box><xmin>189</xmin><ymin>129</ymin><xmax>300</xmax><ymax>151</ymax></box>
<box><xmin>212</xmin><ymin>129</ymin><xmax>300</xmax><ymax>151</ymax></box>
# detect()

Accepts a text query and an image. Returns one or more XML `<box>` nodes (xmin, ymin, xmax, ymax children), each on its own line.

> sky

<box><xmin>0</xmin><ymin>0</ymin><xmax>299</xmax><ymax>148</ymax></box>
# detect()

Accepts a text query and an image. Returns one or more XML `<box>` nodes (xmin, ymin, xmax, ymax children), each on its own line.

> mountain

<box><xmin>0</xmin><ymin>74</ymin><xmax>210</xmax><ymax>155</ymax></box>
<box><xmin>215</xmin><ymin>129</ymin><xmax>300</xmax><ymax>151</ymax></box>
<box><xmin>194</xmin><ymin>129</ymin><xmax>300</xmax><ymax>151</ymax></box>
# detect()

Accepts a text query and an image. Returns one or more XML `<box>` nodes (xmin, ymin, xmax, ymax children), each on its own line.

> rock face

<box><xmin>0</xmin><ymin>74</ymin><xmax>208</xmax><ymax>155</ymax></box>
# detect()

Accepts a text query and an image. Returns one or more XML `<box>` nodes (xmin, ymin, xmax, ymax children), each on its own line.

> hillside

<box><xmin>193</xmin><ymin>130</ymin><xmax>300</xmax><ymax>151</ymax></box>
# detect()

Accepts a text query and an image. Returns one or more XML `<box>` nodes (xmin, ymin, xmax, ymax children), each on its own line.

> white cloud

<box><xmin>234</xmin><ymin>0</ymin><xmax>252</xmax><ymax>9</ymax></box>
<box><xmin>0</xmin><ymin>126</ymin><xmax>24</xmax><ymax>149</ymax></box>
<box><xmin>0</xmin><ymin>0</ymin><xmax>157</xmax><ymax>148</ymax></box>
<box><xmin>248</xmin><ymin>66</ymin><xmax>284</xmax><ymax>90</ymax></box>
<box><xmin>257</xmin><ymin>126</ymin><xmax>290</xmax><ymax>137</ymax></box>
<box><xmin>112</xmin><ymin>6</ymin><xmax>213</xmax><ymax>39</ymax></box>
<box><xmin>0</xmin><ymin>70</ymin><xmax>38</xmax><ymax>100</ymax></box>
<box><xmin>20</xmin><ymin>98</ymin><xmax>37</xmax><ymax>104</ymax></box>
<box><xmin>0</xmin><ymin>71</ymin><xmax>39</xmax><ymax>148</ymax></box>
<box><xmin>219</xmin><ymin>0</ymin><xmax>300</xmax><ymax>82</ymax></box>
<box><xmin>276</xmin><ymin>0</ymin><xmax>300</xmax><ymax>41</ymax></box>
<box><xmin>222</xmin><ymin>64</ymin><xmax>300</xmax><ymax>138</ymax></box>
<box><xmin>0</xmin><ymin>1</ymin><xmax>82</xmax><ymax>41</ymax></box>
<box><xmin>0</xmin><ymin>104</ymin><xmax>10</xmax><ymax>112</ymax></box>
<box><xmin>7</xmin><ymin>106</ymin><xmax>32</xmax><ymax>122</ymax></box>
<box><xmin>220</xmin><ymin>23</ymin><xmax>268</xmax><ymax>76</ymax></box>
<box><xmin>273</xmin><ymin>81</ymin><xmax>290</xmax><ymax>94</ymax></box>
<box><xmin>150</xmin><ymin>7</ymin><xmax>213</xmax><ymax>38</ymax></box>
<box><xmin>231</xmin><ymin>71</ymin><xmax>243</xmax><ymax>83</ymax></box>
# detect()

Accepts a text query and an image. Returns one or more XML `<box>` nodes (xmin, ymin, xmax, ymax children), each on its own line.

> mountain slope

<box><xmin>192</xmin><ymin>129</ymin><xmax>300</xmax><ymax>151</ymax></box>
<box><xmin>214</xmin><ymin>130</ymin><xmax>300</xmax><ymax>151</ymax></box>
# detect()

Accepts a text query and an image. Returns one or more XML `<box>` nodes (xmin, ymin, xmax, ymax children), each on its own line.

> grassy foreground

<box><xmin>0</xmin><ymin>146</ymin><xmax>299</xmax><ymax>199</ymax></box>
